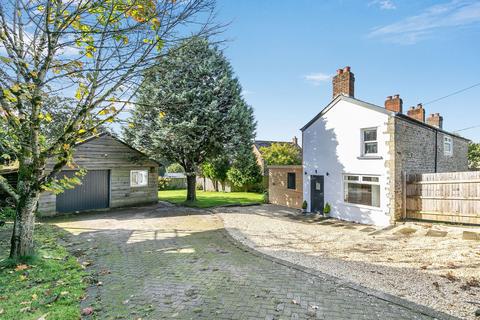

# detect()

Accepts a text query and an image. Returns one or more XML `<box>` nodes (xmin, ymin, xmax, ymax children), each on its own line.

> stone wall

<box><xmin>387</xmin><ymin>116</ymin><xmax>469</xmax><ymax>222</ymax></box>
<box><xmin>268</xmin><ymin>166</ymin><xmax>303</xmax><ymax>209</ymax></box>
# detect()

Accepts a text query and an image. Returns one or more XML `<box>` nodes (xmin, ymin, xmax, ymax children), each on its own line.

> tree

<box><xmin>227</xmin><ymin>149</ymin><xmax>262</xmax><ymax>191</ymax></box>
<box><xmin>260</xmin><ymin>143</ymin><xmax>302</xmax><ymax>166</ymax></box>
<box><xmin>468</xmin><ymin>142</ymin><xmax>480</xmax><ymax>170</ymax></box>
<box><xmin>125</xmin><ymin>37</ymin><xmax>256</xmax><ymax>201</ymax></box>
<box><xmin>201</xmin><ymin>156</ymin><xmax>230</xmax><ymax>191</ymax></box>
<box><xmin>0</xmin><ymin>0</ymin><xmax>217</xmax><ymax>259</ymax></box>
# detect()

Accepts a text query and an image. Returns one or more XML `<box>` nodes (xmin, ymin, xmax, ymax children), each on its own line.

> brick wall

<box><xmin>268</xmin><ymin>166</ymin><xmax>303</xmax><ymax>209</ymax></box>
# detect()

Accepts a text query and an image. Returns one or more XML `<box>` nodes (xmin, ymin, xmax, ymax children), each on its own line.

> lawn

<box><xmin>0</xmin><ymin>224</ymin><xmax>86</xmax><ymax>320</ymax></box>
<box><xmin>158</xmin><ymin>189</ymin><xmax>263</xmax><ymax>208</ymax></box>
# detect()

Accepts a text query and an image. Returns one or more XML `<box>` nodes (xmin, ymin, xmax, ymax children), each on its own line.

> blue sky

<box><xmin>216</xmin><ymin>0</ymin><xmax>480</xmax><ymax>142</ymax></box>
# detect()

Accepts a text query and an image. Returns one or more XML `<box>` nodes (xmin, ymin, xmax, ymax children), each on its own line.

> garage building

<box><xmin>36</xmin><ymin>132</ymin><xmax>159</xmax><ymax>216</ymax></box>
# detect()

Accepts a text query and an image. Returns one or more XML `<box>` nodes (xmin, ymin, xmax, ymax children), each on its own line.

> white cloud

<box><xmin>368</xmin><ymin>0</ymin><xmax>480</xmax><ymax>44</ymax></box>
<box><xmin>369</xmin><ymin>0</ymin><xmax>397</xmax><ymax>10</ymax></box>
<box><xmin>304</xmin><ymin>72</ymin><xmax>332</xmax><ymax>86</ymax></box>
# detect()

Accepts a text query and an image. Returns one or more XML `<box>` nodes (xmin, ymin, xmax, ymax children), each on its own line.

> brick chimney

<box><xmin>332</xmin><ymin>66</ymin><xmax>354</xmax><ymax>98</ymax></box>
<box><xmin>426</xmin><ymin>113</ymin><xmax>443</xmax><ymax>129</ymax></box>
<box><xmin>407</xmin><ymin>103</ymin><xmax>425</xmax><ymax>122</ymax></box>
<box><xmin>385</xmin><ymin>94</ymin><xmax>403</xmax><ymax>113</ymax></box>
<box><xmin>292</xmin><ymin>136</ymin><xmax>298</xmax><ymax>146</ymax></box>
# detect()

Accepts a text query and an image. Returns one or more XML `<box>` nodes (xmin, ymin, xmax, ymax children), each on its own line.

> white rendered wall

<box><xmin>302</xmin><ymin>99</ymin><xmax>391</xmax><ymax>226</ymax></box>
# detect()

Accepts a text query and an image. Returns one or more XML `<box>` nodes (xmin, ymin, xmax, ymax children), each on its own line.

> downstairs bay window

<box><xmin>343</xmin><ymin>174</ymin><xmax>380</xmax><ymax>207</ymax></box>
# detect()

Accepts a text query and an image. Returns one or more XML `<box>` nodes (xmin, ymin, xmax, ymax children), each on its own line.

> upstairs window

<box><xmin>361</xmin><ymin>128</ymin><xmax>378</xmax><ymax>155</ymax></box>
<box><xmin>444</xmin><ymin>136</ymin><xmax>453</xmax><ymax>156</ymax></box>
<box><xmin>130</xmin><ymin>170</ymin><xmax>148</xmax><ymax>187</ymax></box>
<box><xmin>287</xmin><ymin>172</ymin><xmax>296</xmax><ymax>190</ymax></box>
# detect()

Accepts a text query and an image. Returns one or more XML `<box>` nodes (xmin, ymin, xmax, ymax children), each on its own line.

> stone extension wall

<box><xmin>387</xmin><ymin>116</ymin><xmax>469</xmax><ymax>222</ymax></box>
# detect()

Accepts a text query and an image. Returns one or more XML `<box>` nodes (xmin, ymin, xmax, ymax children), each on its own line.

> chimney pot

<box><xmin>292</xmin><ymin>136</ymin><xmax>298</xmax><ymax>146</ymax></box>
<box><xmin>332</xmin><ymin>66</ymin><xmax>355</xmax><ymax>98</ymax></box>
<box><xmin>407</xmin><ymin>103</ymin><xmax>425</xmax><ymax>122</ymax></box>
<box><xmin>385</xmin><ymin>94</ymin><xmax>402</xmax><ymax>113</ymax></box>
<box><xmin>427</xmin><ymin>112</ymin><xmax>443</xmax><ymax>129</ymax></box>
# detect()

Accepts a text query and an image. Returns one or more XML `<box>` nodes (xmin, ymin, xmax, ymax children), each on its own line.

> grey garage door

<box><xmin>56</xmin><ymin>170</ymin><xmax>110</xmax><ymax>213</ymax></box>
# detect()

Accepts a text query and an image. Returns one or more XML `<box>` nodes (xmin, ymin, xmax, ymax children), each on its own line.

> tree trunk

<box><xmin>10</xmin><ymin>192</ymin><xmax>40</xmax><ymax>259</ymax></box>
<box><xmin>220</xmin><ymin>181</ymin><xmax>225</xmax><ymax>192</ymax></box>
<box><xmin>214</xmin><ymin>180</ymin><xmax>218</xmax><ymax>192</ymax></box>
<box><xmin>186</xmin><ymin>174</ymin><xmax>197</xmax><ymax>201</ymax></box>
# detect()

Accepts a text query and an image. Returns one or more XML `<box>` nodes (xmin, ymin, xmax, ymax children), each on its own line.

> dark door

<box><xmin>56</xmin><ymin>170</ymin><xmax>110</xmax><ymax>213</ymax></box>
<box><xmin>310</xmin><ymin>175</ymin><xmax>324</xmax><ymax>212</ymax></box>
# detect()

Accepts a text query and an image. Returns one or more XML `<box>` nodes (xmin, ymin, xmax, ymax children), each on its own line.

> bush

<box><xmin>323</xmin><ymin>203</ymin><xmax>331</xmax><ymax>215</ymax></box>
<box><xmin>196</xmin><ymin>182</ymin><xmax>204</xmax><ymax>190</ymax></box>
<box><xmin>302</xmin><ymin>200</ymin><xmax>308</xmax><ymax>210</ymax></box>
<box><xmin>0</xmin><ymin>206</ymin><xmax>16</xmax><ymax>221</ymax></box>
<box><xmin>158</xmin><ymin>177</ymin><xmax>172</xmax><ymax>190</ymax></box>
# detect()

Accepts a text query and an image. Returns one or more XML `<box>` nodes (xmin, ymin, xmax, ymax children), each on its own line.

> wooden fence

<box><xmin>406</xmin><ymin>171</ymin><xmax>480</xmax><ymax>225</ymax></box>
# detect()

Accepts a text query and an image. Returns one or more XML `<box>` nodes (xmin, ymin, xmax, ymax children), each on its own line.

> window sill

<box><xmin>357</xmin><ymin>155</ymin><xmax>383</xmax><ymax>160</ymax></box>
<box><xmin>342</xmin><ymin>202</ymin><xmax>383</xmax><ymax>211</ymax></box>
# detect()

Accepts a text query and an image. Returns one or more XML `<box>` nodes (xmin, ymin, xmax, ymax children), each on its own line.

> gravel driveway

<box><xmin>49</xmin><ymin>203</ymin><xmax>452</xmax><ymax>319</ymax></box>
<box><xmin>217</xmin><ymin>204</ymin><xmax>480</xmax><ymax>320</ymax></box>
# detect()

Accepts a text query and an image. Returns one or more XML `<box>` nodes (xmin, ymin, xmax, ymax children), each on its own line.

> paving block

<box><xmin>463</xmin><ymin>231</ymin><xmax>480</xmax><ymax>240</ymax></box>
<box><xmin>425</xmin><ymin>230</ymin><xmax>447</xmax><ymax>237</ymax></box>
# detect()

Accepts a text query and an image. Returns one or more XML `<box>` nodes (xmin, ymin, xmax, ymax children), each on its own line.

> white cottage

<box><xmin>301</xmin><ymin>67</ymin><xmax>469</xmax><ymax>226</ymax></box>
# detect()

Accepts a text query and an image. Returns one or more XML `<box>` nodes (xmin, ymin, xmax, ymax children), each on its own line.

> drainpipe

<box><xmin>434</xmin><ymin>130</ymin><xmax>438</xmax><ymax>173</ymax></box>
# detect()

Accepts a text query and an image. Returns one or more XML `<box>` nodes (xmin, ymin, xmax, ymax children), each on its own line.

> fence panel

<box><xmin>406</xmin><ymin>171</ymin><xmax>480</xmax><ymax>224</ymax></box>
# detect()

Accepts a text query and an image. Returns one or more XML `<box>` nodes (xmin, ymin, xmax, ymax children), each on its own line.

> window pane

<box><xmin>345</xmin><ymin>175</ymin><xmax>359</xmax><ymax>181</ymax></box>
<box><xmin>362</xmin><ymin>176</ymin><xmax>379</xmax><ymax>182</ymax></box>
<box><xmin>364</xmin><ymin>142</ymin><xmax>378</xmax><ymax>154</ymax></box>
<box><xmin>344</xmin><ymin>182</ymin><xmax>380</xmax><ymax>207</ymax></box>
<box><xmin>363</xmin><ymin>129</ymin><xmax>377</xmax><ymax>142</ymax></box>
<box><xmin>287</xmin><ymin>173</ymin><xmax>296</xmax><ymax>189</ymax></box>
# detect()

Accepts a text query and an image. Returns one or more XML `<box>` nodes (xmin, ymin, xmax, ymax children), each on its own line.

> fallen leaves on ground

<box><xmin>15</xmin><ymin>264</ymin><xmax>29</xmax><ymax>271</ymax></box>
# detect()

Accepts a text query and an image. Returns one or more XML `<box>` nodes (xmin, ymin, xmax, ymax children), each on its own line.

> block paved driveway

<box><xmin>51</xmin><ymin>203</ymin><xmax>447</xmax><ymax>320</ymax></box>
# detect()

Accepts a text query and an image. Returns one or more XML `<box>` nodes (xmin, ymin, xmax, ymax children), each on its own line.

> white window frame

<box><xmin>444</xmin><ymin>136</ymin><xmax>453</xmax><ymax>156</ymax></box>
<box><xmin>343</xmin><ymin>174</ymin><xmax>381</xmax><ymax>208</ymax></box>
<box><xmin>130</xmin><ymin>170</ymin><xmax>149</xmax><ymax>187</ymax></box>
<box><xmin>361</xmin><ymin>127</ymin><xmax>378</xmax><ymax>156</ymax></box>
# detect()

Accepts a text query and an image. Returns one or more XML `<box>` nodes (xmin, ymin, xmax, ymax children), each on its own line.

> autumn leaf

<box><xmin>15</xmin><ymin>264</ymin><xmax>29</xmax><ymax>271</ymax></box>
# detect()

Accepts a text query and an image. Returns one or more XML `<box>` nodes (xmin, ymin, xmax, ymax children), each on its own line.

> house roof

<box><xmin>300</xmin><ymin>94</ymin><xmax>470</xmax><ymax>142</ymax></box>
<box><xmin>0</xmin><ymin>132</ymin><xmax>161</xmax><ymax>174</ymax></box>
<box><xmin>254</xmin><ymin>140</ymin><xmax>301</xmax><ymax>150</ymax></box>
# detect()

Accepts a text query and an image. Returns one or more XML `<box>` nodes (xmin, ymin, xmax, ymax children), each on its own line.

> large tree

<box><xmin>260</xmin><ymin>142</ymin><xmax>302</xmax><ymax>166</ymax></box>
<box><xmin>0</xmin><ymin>0</ymin><xmax>217</xmax><ymax>259</ymax></box>
<box><xmin>125</xmin><ymin>37</ymin><xmax>256</xmax><ymax>201</ymax></box>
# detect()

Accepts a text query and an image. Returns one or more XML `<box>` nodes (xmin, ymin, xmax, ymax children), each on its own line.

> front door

<box><xmin>310</xmin><ymin>175</ymin><xmax>324</xmax><ymax>212</ymax></box>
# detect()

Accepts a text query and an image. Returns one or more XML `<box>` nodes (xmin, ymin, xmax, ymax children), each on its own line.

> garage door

<box><xmin>56</xmin><ymin>170</ymin><xmax>110</xmax><ymax>213</ymax></box>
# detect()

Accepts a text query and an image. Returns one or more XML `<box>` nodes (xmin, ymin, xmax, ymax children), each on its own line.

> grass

<box><xmin>0</xmin><ymin>224</ymin><xmax>86</xmax><ymax>320</ymax></box>
<box><xmin>158</xmin><ymin>189</ymin><xmax>263</xmax><ymax>208</ymax></box>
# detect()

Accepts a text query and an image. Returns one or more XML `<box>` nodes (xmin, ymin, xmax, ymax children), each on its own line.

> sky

<box><xmin>215</xmin><ymin>0</ymin><xmax>480</xmax><ymax>143</ymax></box>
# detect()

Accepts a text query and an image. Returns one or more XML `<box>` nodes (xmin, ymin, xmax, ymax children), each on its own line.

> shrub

<box><xmin>323</xmin><ymin>203</ymin><xmax>331</xmax><ymax>215</ymax></box>
<box><xmin>158</xmin><ymin>177</ymin><xmax>172</xmax><ymax>190</ymax></box>
<box><xmin>196</xmin><ymin>182</ymin><xmax>204</xmax><ymax>190</ymax></box>
<box><xmin>302</xmin><ymin>200</ymin><xmax>307</xmax><ymax>210</ymax></box>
